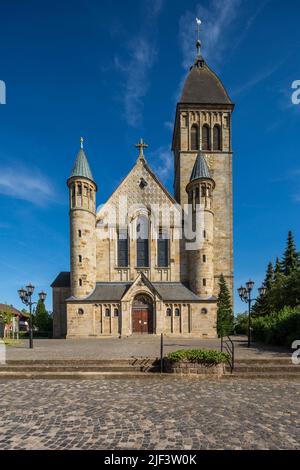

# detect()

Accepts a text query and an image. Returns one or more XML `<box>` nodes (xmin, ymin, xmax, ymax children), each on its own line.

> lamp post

<box><xmin>18</xmin><ymin>284</ymin><xmax>47</xmax><ymax>349</ymax></box>
<box><xmin>237</xmin><ymin>280</ymin><xmax>266</xmax><ymax>348</ymax></box>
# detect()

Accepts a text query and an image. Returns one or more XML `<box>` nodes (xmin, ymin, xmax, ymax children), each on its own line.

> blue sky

<box><xmin>0</xmin><ymin>0</ymin><xmax>300</xmax><ymax>314</ymax></box>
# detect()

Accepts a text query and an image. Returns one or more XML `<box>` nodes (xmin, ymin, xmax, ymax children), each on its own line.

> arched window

<box><xmin>114</xmin><ymin>308</ymin><xmax>119</xmax><ymax>317</ymax></box>
<box><xmin>136</xmin><ymin>215</ymin><xmax>149</xmax><ymax>267</ymax></box>
<box><xmin>213</xmin><ymin>125</ymin><xmax>221</xmax><ymax>150</ymax></box>
<box><xmin>78</xmin><ymin>308</ymin><xmax>84</xmax><ymax>315</ymax></box>
<box><xmin>105</xmin><ymin>308</ymin><xmax>110</xmax><ymax>317</ymax></box>
<box><xmin>118</xmin><ymin>228</ymin><xmax>128</xmax><ymax>267</ymax></box>
<box><xmin>79</xmin><ymin>279</ymin><xmax>82</xmax><ymax>287</ymax></box>
<box><xmin>157</xmin><ymin>229</ymin><xmax>169</xmax><ymax>267</ymax></box>
<box><xmin>201</xmin><ymin>308</ymin><xmax>208</xmax><ymax>315</ymax></box>
<box><xmin>191</xmin><ymin>124</ymin><xmax>199</xmax><ymax>150</ymax></box>
<box><xmin>78</xmin><ymin>255</ymin><xmax>82</xmax><ymax>263</ymax></box>
<box><xmin>174</xmin><ymin>308</ymin><xmax>180</xmax><ymax>317</ymax></box>
<box><xmin>166</xmin><ymin>308</ymin><xmax>172</xmax><ymax>317</ymax></box>
<box><xmin>202</xmin><ymin>124</ymin><xmax>210</xmax><ymax>150</ymax></box>
<box><xmin>77</xmin><ymin>184</ymin><xmax>82</xmax><ymax>196</ymax></box>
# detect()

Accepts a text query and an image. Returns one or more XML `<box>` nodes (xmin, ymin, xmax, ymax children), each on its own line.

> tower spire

<box><xmin>80</xmin><ymin>136</ymin><xmax>84</xmax><ymax>149</ymax></box>
<box><xmin>195</xmin><ymin>18</ymin><xmax>202</xmax><ymax>57</ymax></box>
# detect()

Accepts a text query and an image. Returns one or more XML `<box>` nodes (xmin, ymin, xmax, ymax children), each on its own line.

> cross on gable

<box><xmin>135</xmin><ymin>138</ymin><xmax>148</xmax><ymax>160</ymax></box>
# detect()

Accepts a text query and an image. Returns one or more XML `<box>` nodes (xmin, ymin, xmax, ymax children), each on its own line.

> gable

<box><xmin>96</xmin><ymin>158</ymin><xmax>178</xmax><ymax>224</ymax></box>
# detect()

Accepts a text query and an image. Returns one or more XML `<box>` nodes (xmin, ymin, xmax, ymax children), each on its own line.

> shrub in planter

<box><xmin>164</xmin><ymin>349</ymin><xmax>229</xmax><ymax>377</ymax></box>
<box><xmin>166</xmin><ymin>349</ymin><xmax>229</xmax><ymax>364</ymax></box>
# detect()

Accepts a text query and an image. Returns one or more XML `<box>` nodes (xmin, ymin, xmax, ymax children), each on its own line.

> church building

<box><xmin>51</xmin><ymin>37</ymin><xmax>234</xmax><ymax>338</ymax></box>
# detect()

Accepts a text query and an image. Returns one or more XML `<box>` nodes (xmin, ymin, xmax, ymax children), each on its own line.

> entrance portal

<box><xmin>132</xmin><ymin>294</ymin><xmax>153</xmax><ymax>334</ymax></box>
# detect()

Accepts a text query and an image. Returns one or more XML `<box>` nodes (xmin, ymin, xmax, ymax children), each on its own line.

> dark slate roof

<box><xmin>67</xmin><ymin>282</ymin><xmax>204</xmax><ymax>302</ymax></box>
<box><xmin>180</xmin><ymin>59</ymin><xmax>232</xmax><ymax>105</ymax></box>
<box><xmin>69</xmin><ymin>148</ymin><xmax>94</xmax><ymax>181</ymax></box>
<box><xmin>153</xmin><ymin>283</ymin><xmax>200</xmax><ymax>301</ymax></box>
<box><xmin>190</xmin><ymin>152</ymin><xmax>212</xmax><ymax>182</ymax></box>
<box><xmin>51</xmin><ymin>272</ymin><xmax>71</xmax><ymax>288</ymax></box>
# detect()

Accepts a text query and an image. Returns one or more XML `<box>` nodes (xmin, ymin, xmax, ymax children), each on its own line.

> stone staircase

<box><xmin>0</xmin><ymin>357</ymin><xmax>299</xmax><ymax>380</ymax></box>
<box><xmin>225</xmin><ymin>358</ymin><xmax>300</xmax><ymax>380</ymax></box>
<box><xmin>0</xmin><ymin>358</ymin><xmax>161</xmax><ymax>379</ymax></box>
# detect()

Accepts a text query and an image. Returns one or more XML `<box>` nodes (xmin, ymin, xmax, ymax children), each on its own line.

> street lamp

<box><xmin>238</xmin><ymin>279</ymin><xmax>266</xmax><ymax>348</ymax></box>
<box><xmin>18</xmin><ymin>283</ymin><xmax>47</xmax><ymax>349</ymax></box>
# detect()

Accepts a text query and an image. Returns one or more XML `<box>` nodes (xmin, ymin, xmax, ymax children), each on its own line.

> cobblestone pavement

<box><xmin>0</xmin><ymin>379</ymin><xmax>299</xmax><ymax>450</ymax></box>
<box><xmin>6</xmin><ymin>336</ymin><xmax>290</xmax><ymax>360</ymax></box>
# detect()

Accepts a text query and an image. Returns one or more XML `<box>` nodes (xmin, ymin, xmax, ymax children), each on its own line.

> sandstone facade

<box><xmin>51</xmin><ymin>52</ymin><xmax>234</xmax><ymax>339</ymax></box>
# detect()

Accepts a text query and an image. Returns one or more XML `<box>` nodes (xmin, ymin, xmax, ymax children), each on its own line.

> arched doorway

<box><xmin>132</xmin><ymin>294</ymin><xmax>153</xmax><ymax>334</ymax></box>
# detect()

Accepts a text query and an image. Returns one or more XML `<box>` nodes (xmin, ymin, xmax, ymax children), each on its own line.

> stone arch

<box><xmin>132</xmin><ymin>293</ymin><xmax>154</xmax><ymax>334</ymax></box>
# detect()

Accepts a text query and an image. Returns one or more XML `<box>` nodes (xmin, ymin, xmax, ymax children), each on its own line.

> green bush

<box><xmin>252</xmin><ymin>306</ymin><xmax>300</xmax><ymax>347</ymax></box>
<box><xmin>166</xmin><ymin>349</ymin><xmax>229</xmax><ymax>364</ymax></box>
<box><xmin>234</xmin><ymin>313</ymin><xmax>248</xmax><ymax>335</ymax></box>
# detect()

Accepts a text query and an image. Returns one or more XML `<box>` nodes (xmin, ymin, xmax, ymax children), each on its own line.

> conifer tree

<box><xmin>34</xmin><ymin>300</ymin><xmax>50</xmax><ymax>332</ymax></box>
<box><xmin>217</xmin><ymin>274</ymin><xmax>233</xmax><ymax>336</ymax></box>
<box><xmin>281</xmin><ymin>231</ymin><xmax>300</xmax><ymax>276</ymax></box>
<box><xmin>252</xmin><ymin>262</ymin><xmax>274</xmax><ymax>317</ymax></box>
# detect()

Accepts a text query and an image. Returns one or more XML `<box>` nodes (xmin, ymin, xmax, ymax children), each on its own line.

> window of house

<box><xmin>79</xmin><ymin>279</ymin><xmax>82</xmax><ymax>287</ymax></box>
<box><xmin>213</xmin><ymin>125</ymin><xmax>222</xmax><ymax>151</ymax></box>
<box><xmin>105</xmin><ymin>308</ymin><xmax>110</xmax><ymax>317</ymax></box>
<box><xmin>136</xmin><ymin>215</ymin><xmax>149</xmax><ymax>267</ymax></box>
<box><xmin>203</xmin><ymin>254</ymin><xmax>206</xmax><ymax>263</ymax></box>
<box><xmin>78</xmin><ymin>308</ymin><xmax>84</xmax><ymax>315</ymax></box>
<box><xmin>118</xmin><ymin>229</ymin><xmax>129</xmax><ymax>267</ymax></box>
<box><xmin>174</xmin><ymin>308</ymin><xmax>180</xmax><ymax>316</ymax></box>
<box><xmin>166</xmin><ymin>308</ymin><xmax>172</xmax><ymax>317</ymax></box>
<box><xmin>157</xmin><ymin>229</ymin><xmax>169</xmax><ymax>267</ymax></box>
<box><xmin>202</xmin><ymin>124</ymin><xmax>210</xmax><ymax>150</ymax></box>
<box><xmin>114</xmin><ymin>308</ymin><xmax>119</xmax><ymax>317</ymax></box>
<box><xmin>77</xmin><ymin>184</ymin><xmax>82</xmax><ymax>196</ymax></box>
<box><xmin>201</xmin><ymin>308</ymin><xmax>208</xmax><ymax>315</ymax></box>
<box><xmin>203</xmin><ymin>230</ymin><xmax>206</xmax><ymax>239</ymax></box>
<box><xmin>191</xmin><ymin>124</ymin><xmax>199</xmax><ymax>150</ymax></box>
<box><xmin>79</xmin><ymin>255</ymin><xmax>82</xmax><ymax>263</ymax></box>
<box><xmin>203</xmin><ymin>279</ymin><xmax>206</xmax><ymax>287</ymax></box>
<box><xmin>78</xmin><ymin>229</ymin><xmax>82</xmax><ymax>238</ymax></box>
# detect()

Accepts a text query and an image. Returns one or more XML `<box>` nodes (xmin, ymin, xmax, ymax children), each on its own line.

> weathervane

<box><xmin>80</xmin><ymin>136</ymin><xmax>84</xmax><ymax>149</ymax></box>
<box><xmin>195</xmin><ymin>17</ymin><xmax>202</xmax><ymax>57</ymax></box>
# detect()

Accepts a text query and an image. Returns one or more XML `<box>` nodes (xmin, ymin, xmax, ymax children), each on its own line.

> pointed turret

<box><xmin>68</xmin><ymin>138</ymin><xmax>97</xmax><ymax>299</ymax></box>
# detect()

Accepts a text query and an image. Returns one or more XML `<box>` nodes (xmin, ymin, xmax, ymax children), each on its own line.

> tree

<box><xmin>34</xmin><ymin>300</ymin><xmax>51</xmax><ymax>332</ymax></box>
<box><xmin>217</xmin><ymin>274</ymin><xmax>233</xmax><ymax>336</ymax></box>
<box><xmin>271</xmin><ymin>257</ymin><xmax>286</xmax><ymax>312</ymax></box>
<box><xmin>281</xmin><ymin>231</ymin><xmax>300</xmax><ymax>276</ymax></box>
<box><xmin>252</xmin><ymin>262</ymin><xmax>274</xmax><ymax>317</ymax></box>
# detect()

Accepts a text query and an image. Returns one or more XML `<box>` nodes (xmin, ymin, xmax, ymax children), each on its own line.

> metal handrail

<box><xmin>221</xmin><ymin>335</ymin><xmax>235</xmax><ymax>373</ymax></box>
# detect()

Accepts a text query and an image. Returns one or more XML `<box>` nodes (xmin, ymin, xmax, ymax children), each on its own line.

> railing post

<box><xmin>160</xmin><ymin>333</ymin><xmax>163</xmax><ymax>373</ymax></box>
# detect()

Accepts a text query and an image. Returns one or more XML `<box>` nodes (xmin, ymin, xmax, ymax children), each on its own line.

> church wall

<box><xmin>65</xmin><ymin>299</ymin><xmax>217</xmax><ymax>338</ymax></box>
<box><xmin>52</xmin><ymin>287</ymin><xmax>70</xmax><ymax>338</ymax></box>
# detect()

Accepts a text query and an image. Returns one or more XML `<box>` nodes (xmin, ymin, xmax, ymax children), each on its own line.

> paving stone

<box><xmin>0</xmin><ymin>378</ymin><xmax>299</xmax><ymax>449</ymax></box>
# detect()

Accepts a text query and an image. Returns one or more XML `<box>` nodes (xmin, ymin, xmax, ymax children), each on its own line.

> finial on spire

<box><xmin>135</xmin><ymin>138</ymin><xmax>148</xmax><ymax>161</ymax></box>
<box><xmin>195</xmin><ymin>17</ymin><xmax>202</xmax><ymax>57</ymax></box>
<box><xmin>80</xmin><ymin>136</ymin><xmax>84</xmax><ymax>149</ymax></box>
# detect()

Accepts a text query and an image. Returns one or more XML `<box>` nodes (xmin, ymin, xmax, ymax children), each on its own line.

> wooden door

<box><xmin>132</xmin><ymin>309</ymin><xmax>153</xmax><ymax>334</ymax></box>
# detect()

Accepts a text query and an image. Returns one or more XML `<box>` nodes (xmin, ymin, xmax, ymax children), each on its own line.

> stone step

<box><xmin>224</xmin><ymin>371</ymin><xmax>300</xmax><ymax>380</ymax></box>
<box><xmin>233</xmin><ymin>358</ymin><xmax>292</xmax><ymax>365</ymax></box>
<box><xmin>0</xmin><ymin>371</ymin><xmax>167</xmax><ymax>380</ymax></box>
<box><xmin>227</xmin><ymin>365</ymin><xmax>300</xmax><ymax>373</ymax></box>
<box><xmin>0</xmin><ymin>365</ymin><xmax>160</xmax><ymax>372</ymax></box>
<box><xmin>5</xmin><ymin>358</ymin><xmax>158</xmax><ymax>365</ymax></box>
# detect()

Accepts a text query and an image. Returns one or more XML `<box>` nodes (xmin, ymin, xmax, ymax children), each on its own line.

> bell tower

<box><xmin>67</xmin><ymin>138</ymin><xmax>97</xmax><ymax>298</ymax></box>
<box><xmin>172</xmin><ymin>21</ymin><xmax>234</xmax><ymax>296</ymax></box>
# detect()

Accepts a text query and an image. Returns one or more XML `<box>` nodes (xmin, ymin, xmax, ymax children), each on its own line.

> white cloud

<box><xmin>151</xmin><ymin>145</ymin><xmax>173</xmax><ymax>184</ymax></box>
<box><xmin>0</xmin><ymin>164</ymin><xmax>56</xmax><ymax>206</ymax></box>
<box><xmin>114</xmin><ymin>0</ymin><xmax>163</xmax><ymax>127</ymax></box>
<box><xmin>179</xmin><ymin>0</ymin><xmax>241</xmax><ymax>70</ymax></box>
